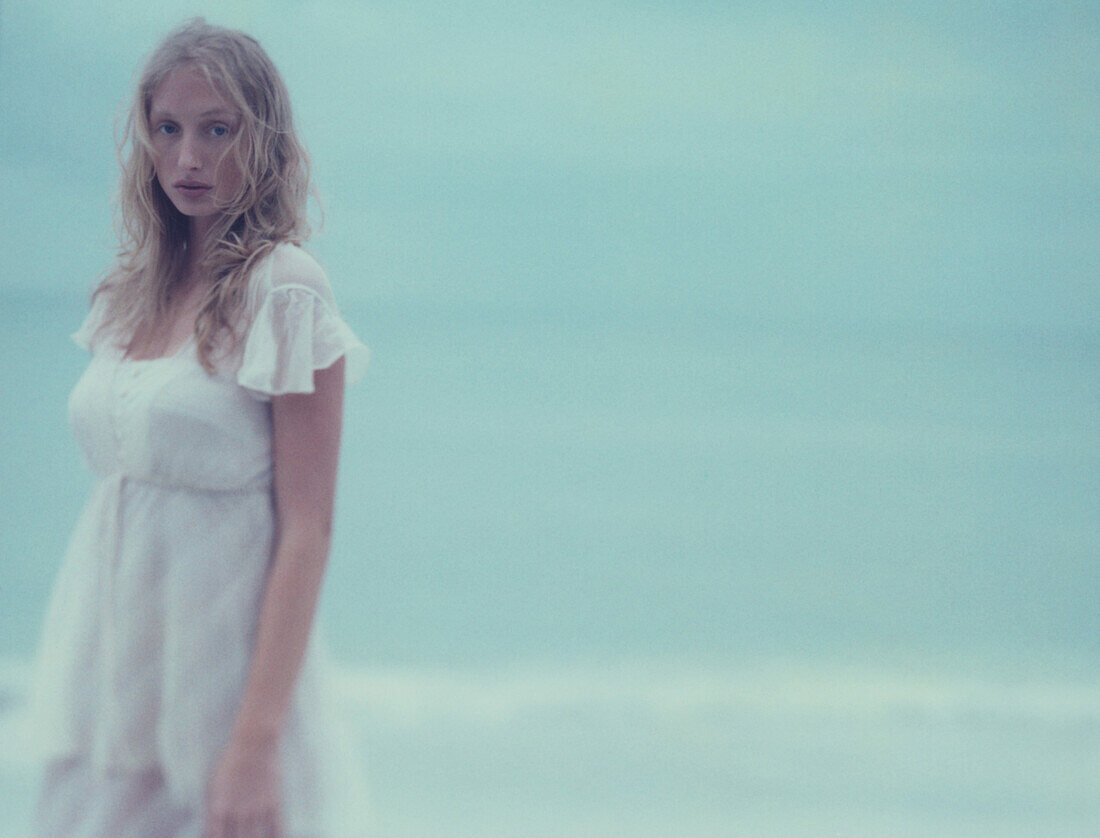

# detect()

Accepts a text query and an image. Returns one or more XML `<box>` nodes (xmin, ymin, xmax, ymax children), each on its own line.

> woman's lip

<box><xmin>175</xmin><ymin>182</ymin><xmax>211</xmax><ymax>191</ymax></box>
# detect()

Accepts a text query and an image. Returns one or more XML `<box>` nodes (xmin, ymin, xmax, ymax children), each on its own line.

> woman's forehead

<box><xmin>150</xmin><ymin>64</ymin><xmax>238</xmax><ymax>119</ymax></box>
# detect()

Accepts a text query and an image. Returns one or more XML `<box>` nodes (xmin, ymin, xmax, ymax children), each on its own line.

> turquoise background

<box><xmin>1</xmin><ymin>1</ymin><xmax>1098</xmax><ymax>835</ymax></box>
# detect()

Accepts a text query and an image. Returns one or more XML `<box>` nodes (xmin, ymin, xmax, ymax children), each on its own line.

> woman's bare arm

<box><xmin>206</xmin><ymin>357</ymin><xmax>345</xmax><ymax>837</ymax></box>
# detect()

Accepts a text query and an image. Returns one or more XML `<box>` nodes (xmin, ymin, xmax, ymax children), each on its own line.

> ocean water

<box><xmin>3</xmin><ymin>654</ymin><xmax>1100</xmax><ymax>837</ymax></box>
<box><xmin>1</xmin><ymin>294</ymin><xmax>1098</xmax><ymax>835</ymax></box>
<box><xmin>4</xmin><ymin>295</ymin><xmax>1098</xmax><ymax>665</ymax></box>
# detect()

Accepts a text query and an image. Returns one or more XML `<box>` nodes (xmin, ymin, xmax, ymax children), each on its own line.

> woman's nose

<box><xmin>178</xmin><ymin>134</ymin><xmax>202</xmax><ymax>170</ymax></box>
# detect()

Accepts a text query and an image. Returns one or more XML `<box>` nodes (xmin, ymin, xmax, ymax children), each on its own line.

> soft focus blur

<box><xmin>2</xmin><ymin>1</ymin><xmax>1098</xmax><ymax>836</ymax></box>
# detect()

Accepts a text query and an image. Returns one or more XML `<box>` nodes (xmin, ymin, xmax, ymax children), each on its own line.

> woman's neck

<box><xmin>187</xmin><ymin>215</ymin><xmax>217</xmax><ymax>257</ymax></box>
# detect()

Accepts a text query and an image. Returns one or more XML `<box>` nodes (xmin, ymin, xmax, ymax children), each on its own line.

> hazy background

<box><xmin>2</xmin><ymin>1</ymin><xmax>1098</xmax><ymax>835</ymax></box>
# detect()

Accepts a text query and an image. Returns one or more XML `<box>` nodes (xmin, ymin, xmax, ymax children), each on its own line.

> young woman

<box><xmin>27</xmin><ymin>18</ymin><xmax>369</xmax><ymax>838</ymax></box>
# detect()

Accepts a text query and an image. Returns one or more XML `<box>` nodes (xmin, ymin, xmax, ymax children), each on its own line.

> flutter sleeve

<box><xmin>71</xmin><ymin>288</ymin><xmax>113</xmax><ymax>352</ymax></box>
<box><xmin>236</xmin><ymin>245</ymin><xmax>370</xmax><ymax>399</ymax></box>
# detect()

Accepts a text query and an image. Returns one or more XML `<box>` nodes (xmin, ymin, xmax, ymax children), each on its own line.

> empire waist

<box><xmin>89</xmin><ymin>469</ymin><xmax>273</xmax><ymax>495</ymax></box>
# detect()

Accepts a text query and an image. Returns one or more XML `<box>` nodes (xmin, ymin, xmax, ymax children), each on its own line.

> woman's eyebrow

<box><xmin>149</xmin><ymin>107</ymin><xmax>237</xmax><ymax>120</ymax></box>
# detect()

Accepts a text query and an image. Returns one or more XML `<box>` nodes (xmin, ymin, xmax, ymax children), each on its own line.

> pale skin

<box><xmin>143</xmin><ymin>64</ymin><xmax>339</xmax><ymax>837</ymax></box>
<box><xmin>205</xmin><ymin>362</ymin><xmax>344</xmax><ymax>838</ymax></box>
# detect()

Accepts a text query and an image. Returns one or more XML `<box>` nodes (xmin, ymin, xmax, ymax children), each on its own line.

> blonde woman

<box><xmin>27</xmin><ymin>18</ymin><xmax>369</xmax><ymax>838</ymax></box>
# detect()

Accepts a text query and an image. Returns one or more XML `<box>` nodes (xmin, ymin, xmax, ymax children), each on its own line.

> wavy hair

<box><xmin>95</xmin><ymin>18</ymin><xmax>313</xmax><ymax>370</ymax></box>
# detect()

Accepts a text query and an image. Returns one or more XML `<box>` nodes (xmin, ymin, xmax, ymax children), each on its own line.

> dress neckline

<box><xmin>119</xmin><ymin>334</ymin><xmax>196</xmax><ymax>364</ymax></box>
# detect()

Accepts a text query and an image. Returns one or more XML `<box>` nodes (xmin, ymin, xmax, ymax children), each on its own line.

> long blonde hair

<box><xmin>95</xmin><ymin>18</ymin><xmax>312</xmax><ymax>370</ymax></box>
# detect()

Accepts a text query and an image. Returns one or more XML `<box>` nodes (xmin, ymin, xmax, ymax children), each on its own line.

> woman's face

<box><xmin>149</xmin><ymin>64</ymin><xmax>243</xmax><ymax>231</ymax></box>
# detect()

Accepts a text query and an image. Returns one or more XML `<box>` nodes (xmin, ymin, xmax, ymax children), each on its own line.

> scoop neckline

<box><xmin>119</xmin><ymin>334</ymin><xmax>196</xmax><ymax>363</ymax></box>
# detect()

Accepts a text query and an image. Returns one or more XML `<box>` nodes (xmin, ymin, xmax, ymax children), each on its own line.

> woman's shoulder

<box><xmin>72</xmin><ymin>267</ymin><xmax>127</xmax><ymax>352</ymax></box>
<box><xmin>260</xmin><ymin>242</ymin><xmax>333</xmax><ymax>298</ymax></box>
<box><xmin>234</xmin><ymin>241</ymin><xmax>369</xmax><ymax>395</ymax></box>
<box><xmin>242</xmin><ymin>241</ymin><xmax>336</xmax><ymax>321</ymax></box>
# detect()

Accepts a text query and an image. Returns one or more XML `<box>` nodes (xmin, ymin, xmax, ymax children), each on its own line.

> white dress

<box><xmin>26</xmin><ymin>243</ymin><xmax>371</xmax><ymax>837</ymax></box>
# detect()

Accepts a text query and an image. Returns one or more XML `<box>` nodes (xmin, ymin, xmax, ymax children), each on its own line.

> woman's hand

<box><xmin>205</xmin><ymin>736</ymin><xmax>283</xmax><ymax>838</ymax></box>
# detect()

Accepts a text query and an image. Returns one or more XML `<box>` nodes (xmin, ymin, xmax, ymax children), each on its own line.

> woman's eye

<box><xmin>156</xmin><ymin>123</ymin><xmax>177</xmax><ymax>136</ymax></box>
<box><xmin>210</xmin><ymin>124</ymin><xmax>231</xmax><ymax>137</ymax></box>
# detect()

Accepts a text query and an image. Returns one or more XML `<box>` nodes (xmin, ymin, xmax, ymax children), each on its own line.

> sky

<box><xmin>2</xmin><ymin>0</ymin><xmax>1099</xmax><ymax>670</ymax></box>
<box><xmin>2</xmin><ymin>0</ymin><xmax>1098</xmax><ymax>330</ymax></box>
